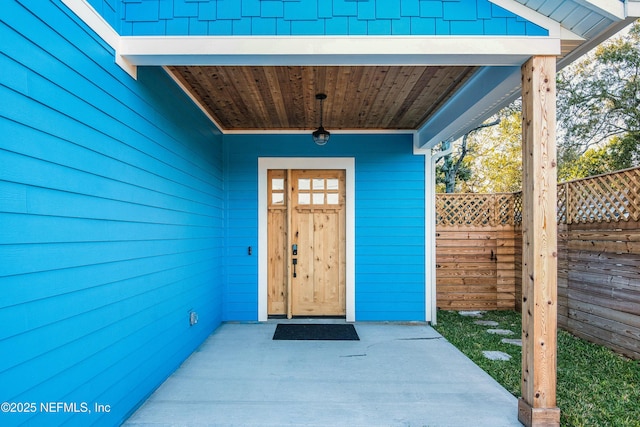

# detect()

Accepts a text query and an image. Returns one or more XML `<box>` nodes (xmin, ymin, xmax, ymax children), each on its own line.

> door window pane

<box><xmin>327</xmin><ymin>193</ymin><xmax>339</xmax><ymax>205</ymax></box>
<box><xmin>272</xmin><ymin>193</ymin><xmax>284</xmax><ymax>205</ymax></box>
<box><xmin>313</xmin><ymin>179</ymin><xmax>325</xmax><ymax>190</ymax></box>
<box><xmin>298</xmin><ymin>193</ymin><xmax>311</xmax><ymax>204</ymax></box>
<box><xmin>326</xmin><ymin>179</ymin><xmax>339</xmax><ymax>190</ymax></box>
<box><xmin>272</xmin><ymin>178</ymin><xmax>284</xmax><ymax>191</ymax></box>
<box><xmin>298</xmin><ymin>179</ymin><xmax>310</xmax><ymax>190</ymax></box>
<box><xmin>313</xmin><ymin>193</ymin><xmax>324</xmax><ymax>205</ymax></box>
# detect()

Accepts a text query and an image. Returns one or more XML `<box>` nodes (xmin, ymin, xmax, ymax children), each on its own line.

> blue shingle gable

<box><xmin>90</xmin><ymin>0</ymin><xmax>550</xmax><ymax>36</ymax></box>
<box><xmin>443</xmin><ymin>0</ymin><xmax>476</xmax><ymax>21</ymax></box>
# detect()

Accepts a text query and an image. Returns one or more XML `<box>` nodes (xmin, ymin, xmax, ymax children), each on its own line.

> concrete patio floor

<box><xmin>123</xmin><ymin>321</ymin><xmax>521</xmax><ymax>427</ymax></box>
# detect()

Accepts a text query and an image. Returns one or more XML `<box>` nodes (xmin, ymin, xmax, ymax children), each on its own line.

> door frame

<box><xmin>258</xmin><ymin>157</ymin><xmax>355</xmax><ymax>322</ymax></box>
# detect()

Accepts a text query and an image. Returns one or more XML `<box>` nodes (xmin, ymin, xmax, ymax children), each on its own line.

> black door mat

<box><xmin>273</xmin><ymin>323</ymin><xmax>359</xmax><ymax>341</ymax></box>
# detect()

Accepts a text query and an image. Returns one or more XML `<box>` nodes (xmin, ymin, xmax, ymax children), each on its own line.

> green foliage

<box><xmin>557</xmin><ymin>21</ymin><xmax>640</xmax><ymax>176</ymax></box>
<box><xmin>439</xmin><ymin>22</ymin><xmax>640</xmax><ymax>192</ymax></box>
<box><xmin>434</xmin><ymin>310</ymin><xmax>640</xmax><ymax>427</ymax></box>
<box><xmin>559</xmin><ymin>133</ymin><xmax>640</xmax><ymax>180</ymax></box>
<box><xmin>463</xmin><ymin>110</ymin><xmax>523</xmax><ymax>193</ymax></box>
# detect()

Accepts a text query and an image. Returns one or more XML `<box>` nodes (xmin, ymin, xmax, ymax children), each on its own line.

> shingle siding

<box><xmin>85</xmin><ymin>0</ymin><xmax>549</xmax><ymax>36</ymax></box>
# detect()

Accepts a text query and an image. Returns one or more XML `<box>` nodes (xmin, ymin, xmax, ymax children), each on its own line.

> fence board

<box><xmin>567</xmin><ymin>318</ymin><xmax>640</xmax><ymax>360</ymax></box>
<box><xmin>436</xmin><ymin>167</ymin><xmax>640</xmax><ymax>359</ymax></box>
<box><xmin>436</xmin><ymin>224</ymin><xmax>515</xmax><ymax>311</ymax></box>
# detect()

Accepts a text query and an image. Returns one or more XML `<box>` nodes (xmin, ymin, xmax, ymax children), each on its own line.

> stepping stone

<box><xmin>459</xmin><ymin>311</ymin><xmax>484</xmax><ymax>317</ymax></box>
<box><xmin>501</xmin><ymin>338</ymin><xmax>522</xmax><ymax>347</ymax></box>
<box><xmin>487</xmin><ymin>329</ymin><xmax>514</xmax><ymax>336</ymax></box>
<box><xmin>482</xmin><ymin>351</ymin><xmax>512</xmax><ymax>361</ymax></box>
<box><xmin>474</xmin><ymin>320</ymin><xmax>499</xmax><ymax>326</ymax></box>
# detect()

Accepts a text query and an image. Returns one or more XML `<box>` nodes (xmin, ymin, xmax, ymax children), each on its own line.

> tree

<box><xmin>436</xmin><ymin>119</ymin><xmax>500</xmax><ymax>193</ymax></box>
<box><xmin>557</xmin><ymin>21</ymin><xmax>640</xmax><ymax>179</ymax></box>
<box><xmin>438</xmin><ymin>22</ymin><xmax>640</xmax><ymax>192</ymax></box>
<box><xmin>560</xmin><ymin>133</ymin><xmax>640</xmax><ymax>180</ymax></box>
<box><xmin>464</xmin><ymin>108</ymin><xmax>523</xmax><ymax>193</ymax></box>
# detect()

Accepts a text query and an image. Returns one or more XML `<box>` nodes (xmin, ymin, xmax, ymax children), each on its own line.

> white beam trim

<box><xmin>627</xmin><ymin>1</ymin><xmax>640</xmax><ymax>17</ymax></box>
<box><xmin>119</xmin><ymin>36</ymin><xmax>560</xmax><ymax>67</ymax></box>
<box><xmin>416</xmin><ymin>144</ymin><xmax>454</xmax><ymax>325</ymax></box>
<box><xmin>489</xmin><ymin>0</ymin><xmax>584</xmax><ymax>44</ymax></box>
<box><xmin>488</xmin><ymin>0</ymin><xmax>583</xmax><ymax>39</ymax></box>
<box><xmin>61</xmin><ymin>0</ymin><xmax>137</xmax><ymax>78</ymax></box>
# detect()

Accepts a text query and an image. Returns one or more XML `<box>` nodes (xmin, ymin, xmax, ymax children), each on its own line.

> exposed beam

<box><xmin>415</xmin><ymin>66</ymin><xmax>521</xmax><ymax>149</ymax></box>
<box><xmin>518</xmin><ymin>56</ymin><xmax>560</xmax><ymax>427</ymax></box>
<box><xmin>117</xmin><ymin>36</ymin><xmax>560</xmax><ymax>67</ymax></box>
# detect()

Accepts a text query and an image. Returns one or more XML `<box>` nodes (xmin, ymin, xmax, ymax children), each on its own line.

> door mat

<box><xmin>273</xmin><ymin>324</ymin><xmax>359</xmax><ymax>341</ymax></box>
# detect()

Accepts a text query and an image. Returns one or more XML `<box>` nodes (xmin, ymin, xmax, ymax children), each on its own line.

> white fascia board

<box><xmin>118</xmin><ymin>36</ymin><xmax>560</xmax><ymax>67</ymax></box>
<box><xmin>415</xmin><ymin>66</ymin><xmax>521</xmax><ymax>149</ymax></box>
<box><xmin>61</xmin><ymin>0</ymin><xmax>137</xmax><ymax>78</ymax></box>
<box><xmin>489</xmin><ymin>0</ymin><xmax>584</xmax><ymax>41</ymax></box>
<box><xmin>627</xmin><ymin>1</ymin><xmax>640</xmax><ymax>17</ymax></box>
<box><xmin>557</xmin><ymin>17</ymin><xmax>635</xmax><ymax>69</ymax></box>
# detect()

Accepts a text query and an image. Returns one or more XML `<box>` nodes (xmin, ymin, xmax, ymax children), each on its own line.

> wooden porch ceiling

<box><xmin>168</xmin><ymin>65</ymin><xmax>478</xmax><ymax>132</ymax></box>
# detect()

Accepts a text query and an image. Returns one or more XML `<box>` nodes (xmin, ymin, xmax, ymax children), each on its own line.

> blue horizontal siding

<box><xmin>83</xmin><ymin>0</ymin><xmax>549</xmax><ymax>36</ymax></box>
<box><xmin>223</xmin><ymin>133</ymin><xmax>425</xmax><ymax>322</ymax></box>
<box><xmin>1</xmin><ymin>1</ymin><xmax>223</xmax><ymax>426</ymax></box>
<box><xmin>1</xmin><ymin>252</ymin><xmax>217</xmax><ymax>313</ymax></box>
<box><xmin>0</xmin><ymin>181</ymin><xmax>219</xmax><ymax>226</ymax></box>
<box><xmin>0</xmin><ymin>213</ymin><xmax>221</xmax><ymax>245</ymax></box>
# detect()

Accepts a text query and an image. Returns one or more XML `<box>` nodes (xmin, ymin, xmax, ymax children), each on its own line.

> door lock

<box><xmin>292</xmin><ymin>244</ymin><xmax>298</xmax><ymax>255</ymax></box>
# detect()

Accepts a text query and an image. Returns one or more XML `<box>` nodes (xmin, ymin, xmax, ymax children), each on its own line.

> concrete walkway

<box><xmin>123</xmin><ymin>321</ymin><xmax>521</xmax><ymax>427</ymax></box>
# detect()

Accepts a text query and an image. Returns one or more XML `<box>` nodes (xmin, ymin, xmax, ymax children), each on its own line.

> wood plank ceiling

<box><xmin>168</xmin><ymin>65</ymin><xmax>478</xmax><ymax>131</ymax></box>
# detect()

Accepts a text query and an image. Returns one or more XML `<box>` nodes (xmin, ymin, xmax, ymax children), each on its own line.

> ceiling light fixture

<box><xmin>312</xmin><ymin>93</ymin><xmax>330</xmax><ymax>146</ymax></box>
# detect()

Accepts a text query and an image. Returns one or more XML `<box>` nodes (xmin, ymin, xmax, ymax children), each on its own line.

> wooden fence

<box><xmin>436</xmin><ymin>166</ymin><xmax>640</xmax><ymax>359</ymax></box>
<box><xmin>435</xmin><ymin>193</ymin><xmax>522</xmax><ymax>311</ymax></box>
<box><xmin>556</xmin><ymin>168</ymin><xmax>640</xmax><ymax>360</ymax></box>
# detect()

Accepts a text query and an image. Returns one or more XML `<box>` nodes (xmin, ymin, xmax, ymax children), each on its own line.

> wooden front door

<box><xmin>267</xmin><ymin>169</ymin><xmax>346</xmax><ymax>317</ymax></box>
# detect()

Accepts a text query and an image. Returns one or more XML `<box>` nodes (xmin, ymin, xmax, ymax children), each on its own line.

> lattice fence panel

<box><xmin>512</xmin><ymin>192</ymin><xmax>523</xmax><ymax>225</ymax></box>
<box><xmin>565</xmin><ymin>167</ymin><xmax>640</xmax><ymax>224</ymax></box>
<box><xmin>437</xmin><ymin>193</ymin><xmax>522</xmax><ymax>227</ymax></box>
<box><xmin>557</xmin><ymin>184</ymin><xmax>567</xmax><ymax>224</ymax></box>
<box><xmin>436</xmin><ymin>167</ymin><xmax>639</xmax><ymax>227</ymax></box>
<box><xmin>499</xmin><ymin>193</ymin><xmax>522</xmax><ymax>225</ymax></box>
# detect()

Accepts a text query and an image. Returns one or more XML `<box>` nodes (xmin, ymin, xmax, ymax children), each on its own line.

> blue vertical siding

<box><xmin>0</xmin><ymin>1</ymin><xmax>223</xmax><ymax>426</ymax></box>
<box><xmin>223</xmin><ymin>134</ymin><xmax>425</xmax><ymax>321</ymax></box>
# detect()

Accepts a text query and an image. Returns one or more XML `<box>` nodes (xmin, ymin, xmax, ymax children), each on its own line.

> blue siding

<box><xmin>223</xmin><ymin>134</ymin><xmax>425</xmax><ymax>321</ymax></box>
<box><xmin>0</xmin><ymin>1</ymin><xmax>223</xmax><ymax>425</ymax></box>
<box><xmin>86</xmin><ymin>0</ymin><xmax>549</xmax><ymax>36</ymax></box>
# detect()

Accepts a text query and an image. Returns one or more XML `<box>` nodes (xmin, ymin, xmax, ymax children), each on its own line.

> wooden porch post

<box><xmin>518</xmin><ymin>56</ymin><xmax>561</xmax><ymax>427</ymax></box>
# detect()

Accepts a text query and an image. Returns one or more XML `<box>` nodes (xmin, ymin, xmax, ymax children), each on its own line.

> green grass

<box><xmin>432</xmin><ymin>310</ymin><xmax>640</xmax><ymax>427</ymax></box>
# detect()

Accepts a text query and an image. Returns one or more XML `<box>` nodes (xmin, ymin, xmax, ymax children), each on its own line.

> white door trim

<box><xmin>258</xmin><ymin>158</ymin><xmax>355</xmax><ymax>322</ymax></box>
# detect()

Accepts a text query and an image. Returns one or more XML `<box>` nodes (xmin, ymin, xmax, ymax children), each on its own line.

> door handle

<box><xmin>292</xmin><ymin>258</ymin><xmax>298</xmax><ymax>278</ymax></box>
